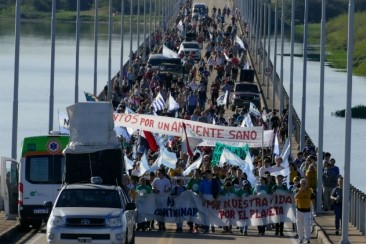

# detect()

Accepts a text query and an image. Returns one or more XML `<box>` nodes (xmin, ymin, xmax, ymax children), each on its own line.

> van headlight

<box><xmin>49</xmin><ymin>216</ymin><xmax>64</xmax><ymax>226</ymax></box>
<box><xmin>107</xmin><ymin>217</ymin><xmax>122</xmax><ymax>227</ymax></box>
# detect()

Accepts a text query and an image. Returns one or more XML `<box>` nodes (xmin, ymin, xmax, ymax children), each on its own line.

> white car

<box><xmin>178</xmin><ymin>41</ymin><xmax>201</xmax><ymax>61</ymax></box>
<box><xmin>46</xmin><ymin>177</ymin><xmax>136</xmax><ymax>244</ymax></box>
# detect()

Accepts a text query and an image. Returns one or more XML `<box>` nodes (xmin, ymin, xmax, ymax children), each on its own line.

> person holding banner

<box><xmin>272</xmin><ymin>175</ymin><xmax>288</xmax><ymax>236</ymax></box>
<box><xmin>152</xmin><ymin>169</ymin><xmax>172</xmax><ymax>232</ymax></box>
<box><xmin>235</xmin><ymin>180</ymin><xmax>252</xmax><ymax>235</ymax></box>
<box><xmin>253</xmin><ymin>176</ymin><xmax>270</xmax><ymax>236</ymax></box>
<box><xmin>186</xmin><ymin>169</ymin><xmax>202</xmax><ymax>233</ymax></box>
<box><xmin>294</xmin><ymin>179</ymin><xmax>314</xmax><ymax>243</ymax></box>
<box><xmin>220</xmin><ymin>180</ymin><xmax>236</xmax><ymax>234</ymax></box>
<box><xmin>199</xmin><ymin>169</ymin><xmax>221</xmax><ymax>233</ymax></box>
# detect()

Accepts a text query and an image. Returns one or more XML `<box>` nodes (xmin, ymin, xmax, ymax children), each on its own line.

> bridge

<box><xmin>1</xmin><ymin>0</ymin><xmax>366</xmax><ymax>243</ymax></box>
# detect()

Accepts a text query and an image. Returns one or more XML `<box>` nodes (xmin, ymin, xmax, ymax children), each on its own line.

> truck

<box><xmin>0</xmin><ymin>102</ymin><xmax>125</xmax><ymax>230</ymax></box>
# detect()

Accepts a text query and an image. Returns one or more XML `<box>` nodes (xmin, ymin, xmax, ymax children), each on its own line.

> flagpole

<box><xmin>149</xmin><ymin>0</ymin><xmax>152</xmax><ymax>53</ymax></box>
<box><xmin>94</xmin><ymin>0</ymin><xmax>99</xmax><ymax>95</ymax></box>
<box><xmin>272</xmin><ymin>0</ymin><xmax>278</xmax><ymax>110</ymax></box>
<box><xmin>107</xmin><ymin>0</ymin><xmax>112</xmax><ymax>101</ymax></box>
<box><xmin>262</xmin><ymin>1</ymin><xmax>266</xmax><ymax>84</ymax></box>
<box><xmin>300</xmin><ymin>0</ymin><xmax>308</xmax><ymax>152</ymax></box>
<box><xmin>316</xmin><ymin>0</ymin><xmax>326</xmax><ymax>214</ymax></box>
<box><xmin>49</xmin><ymin>0</ymin><xmax>56</xmax><ymax>133</ymax></box>
<box><xmin>120</xmin><ymin>0</ymin><xmax>125</xmax><ymax>83</ymax></box>
<box><xmin>279</xmin><ymin>0</ymin><xmax>284</xmax><ymax>113</ymax></box>
<box><xmin>11</xmin><ymin>0</ymin><xmax>21</xmax><ymax>159</ymax></box>
<box><xmin>129</xmin><ymin>0</ymin><xmax>133</xmax><ymax>66</ymax></box>
<box><xmin>75</xmin><ymin>0</ymin><xmax>80</xmax><ymax>103</ymax></box>
<box><xmin>288</xmin><ymin>0</ymin><xmax>295</xmax><ymax>154</ymax></box>
<box><xmin>341</xmin><ymin>0</ymin><xmax>354</xmax><ymax>243</ymax></box>
<box><xmin>137</xmin><ymin>0</ymin><xmax>140</xmax><ymax>57</ymax></box>
<box><xmin>266</xmin><ymin>0</ymin><xmax>271</xmax><ymax>99</ymax></box>
<box><xmin>143</xmin><ymin>0</ymin><xmax>147</xmax><ymax>61</ymax></box>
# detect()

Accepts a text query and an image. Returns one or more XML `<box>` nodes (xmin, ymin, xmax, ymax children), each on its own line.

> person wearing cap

<box><xmin>235</xmin><ymin>180</ymin><xmax>252</xmax><ymax>235</ymax></box>
<box><xmin>272</xmin><ymin>175</ymin><xmax>288</xmax><ymax>236</ymax></box>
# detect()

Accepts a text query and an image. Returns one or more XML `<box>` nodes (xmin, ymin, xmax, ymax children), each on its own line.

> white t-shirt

<box><xmin>259</xmin><ymin>166</ymin><xmax>272</xmax><ymax>177</ymax></box>
<box><xmin>152</xmin><ymin>177</ymin><xmax>172</xmax><ymax>194</ymax></box>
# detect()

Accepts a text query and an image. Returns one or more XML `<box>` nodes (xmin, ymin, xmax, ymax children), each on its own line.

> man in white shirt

<box><xmin>151</xmin><ymin>169</ymin><xmax>172</xmax><ymax>232</ymax></box>
<box><xmin>259</xmin><ymin>157</ymin><xmax>272</xmax><ymax>177</ymax></box>
<box><xmin>271</xmin><ymin>156</ymin><xmax>284</xmax><ymax>173</ymax></box>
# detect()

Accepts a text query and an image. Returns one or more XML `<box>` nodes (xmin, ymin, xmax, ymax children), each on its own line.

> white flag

<box><xmin>183</xmin><ymin>156</ymin><xmax>203</xmax><ymax>176</ymax></box>
<box><xmin>158</xmin><ymin>147</ymin><xmax>177</xmax><ymax>169</ymax></box>
<box><xmin>168</xmin><ymin>94</ymin><xmax>180</xmax><ymax>112</ymax></box>
<box><xmin>139</xmin><ymin>153</ymin><xmax>150</xmax><ymax>177</ymax></box>
<box><xmin>124</xmin><ymin>107</ymin><xmax>137</xmax><ymax>136</ymax></box>
<box><xmin>244</xmin><ymin>154</ymin><xmax>258</xmax><ymax>187</ymax></box>
<box><xmin>58</xmin><ymin>111</ymin><xmax>70</xmax><ymax>135</ymax></box>
<box><xmin>124</xmin><ymin>155</ymin><xmax>134</xmax><ymax>175</ymax></box>
<box><xmin>241</xmin><ymin>113</ymin><xmax>253</xmax><ymax>127</ymax></box>
<box><xmin>216</xmin><ymin>90</ymin><xmax>228</xmax><ymax>106</ymax></box>
<box><xmin>273</xmin><ymin>133</ymin><xmax>280</xmax><ymax>156</ymax></box>
<box><xmin>249</xmin><ymin>102</ymin><xmax>261</xmax><ymax>117</ymax></box>
<box><xmin>219</xmin><ymin>148</ymin><xmax>247</xmax><ymax>171</ymax></box>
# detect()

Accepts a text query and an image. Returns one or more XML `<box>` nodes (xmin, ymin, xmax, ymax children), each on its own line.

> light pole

<box><xmin>300</xmin><ymin>0</ymin><xmax>309</xmax><ymax>152</ymax></box>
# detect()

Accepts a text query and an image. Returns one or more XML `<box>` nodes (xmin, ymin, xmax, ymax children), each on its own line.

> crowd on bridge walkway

<box><xmin>93</xmin><ymin>0</ymin><xmax>343</xmax><ymax>242</ymax></box>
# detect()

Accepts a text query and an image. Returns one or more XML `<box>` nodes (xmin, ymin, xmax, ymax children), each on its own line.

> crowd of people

<box><xmin>96</xmin><ymin>0</ymin><xmax>343</xmax><ymax>242</ymax></box>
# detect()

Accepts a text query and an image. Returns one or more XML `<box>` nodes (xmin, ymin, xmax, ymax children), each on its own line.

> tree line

<box><xmin>0</xmin><ymin>0</ymin><xmax>153</xmax><ymax>14</ymax></box>
<box><xmin>283</xmin><ymin>0</ymin><xmax>366</xmax><ymax>24</ymax></box>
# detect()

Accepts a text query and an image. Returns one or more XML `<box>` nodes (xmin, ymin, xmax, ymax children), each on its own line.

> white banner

<box><xmin>114</xmin><ymin>113</ymin><xmax>264</xmax><ymax>144</ymax></box>
<box><xmin>136</xmin><ymin>191</ymin><xmax>296</xmax><ymax>226</ymax></box>
<box><xmin>198</xmin><ymin>130</ymin><xmax>274</xmax><ymax>147</ymax></box>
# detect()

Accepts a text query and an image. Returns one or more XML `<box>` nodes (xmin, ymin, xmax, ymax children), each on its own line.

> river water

<box><xmin>269</xmin><ymin>38</ymin><xmax>366</xmax><ymax>193</ymax></box>
<box><xmin>1</xmin><ymin>21</ymin><xmax>366</xmax><ymax>192</ymax></box>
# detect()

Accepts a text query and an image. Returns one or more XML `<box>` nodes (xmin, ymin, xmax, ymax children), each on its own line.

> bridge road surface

<box><xmin>12</xmin><ymin>223</ymin><xmax>321</xmax><ymax>244</ymax></box>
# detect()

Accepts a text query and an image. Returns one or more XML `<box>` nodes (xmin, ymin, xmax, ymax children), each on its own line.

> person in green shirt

<box><xmin>135</xmin><ymin>178</ymin><xmax>152</xmax><ymax>231</ymax></box>
<box><xmin>135</xmin><ymin>177</ymin><xmax>153</xmax><ymax>196</ymax></box>
<box><xmin>186</xmin><ymin>169</ymin><xmax>202</xmax><ymax>233</ymax></box>
<box><xmin>220</xmin><ymin>180</ymin><xmax>236</xmax><ymax>234</ymax></box>
<box><xmin>235</xmin><ymin>180</ymin><xmax>252</xmax><ymax>235</ymax></box>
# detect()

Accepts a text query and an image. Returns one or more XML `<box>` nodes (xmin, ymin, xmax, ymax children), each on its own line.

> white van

<box><xmin>0</xmin><ymin>134</ymin><xmax>69</xmax><ymax>230</ymax></box>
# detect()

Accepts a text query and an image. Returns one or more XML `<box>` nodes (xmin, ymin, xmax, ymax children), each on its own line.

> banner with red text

<box><xmin>113</xmin><ymin>113</ymin><xmax>264</xmax><ymax>144</ymax></box>
<box><xmin>136</xmin><ymin>191</ymin><xmax>296</xmax><ymax>226</ymax></box>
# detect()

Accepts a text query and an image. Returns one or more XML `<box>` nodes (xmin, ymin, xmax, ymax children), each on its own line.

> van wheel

<box><xmin>31</xmin><ymin>220</ymin><xmax>42</xmax><ymax>229</ymax></box>
<box><xmin>19</xmin><ymin>220</ymin><xmax>30</xmax><ymax>232</ymax></box>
